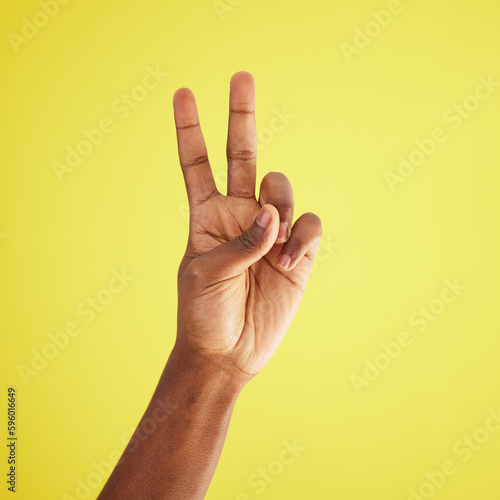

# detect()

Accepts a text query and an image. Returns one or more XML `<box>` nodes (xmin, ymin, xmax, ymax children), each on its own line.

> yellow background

<box><xmin>1</xmin><ymin>0</ymin><xmax>500</xmax><ymax>498</ymax></box>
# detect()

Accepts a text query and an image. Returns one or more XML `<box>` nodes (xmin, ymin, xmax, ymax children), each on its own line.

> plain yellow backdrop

<box><xmin>1</xmin><ymin>0</ymin><xmax>500</xmax><ymax>499</ymax></box>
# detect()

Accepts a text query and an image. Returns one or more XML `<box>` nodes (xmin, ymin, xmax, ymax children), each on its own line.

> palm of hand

<box><xmin>179</xmin><ymin>194</ymin><xmax>313</xmax><ymax>377</ymax></box>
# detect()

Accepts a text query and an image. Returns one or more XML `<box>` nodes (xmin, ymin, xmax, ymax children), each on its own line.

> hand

<box><xmin>173</xmin><ymin>71</ymin><xmax>322</xmax><ymax>384</ymax></box>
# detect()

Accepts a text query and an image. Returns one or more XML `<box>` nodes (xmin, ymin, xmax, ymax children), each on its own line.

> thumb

<box><xmin>197</xmin><ymin>204</ymin><xmax>279</xmax><ymax>280</ymax></box>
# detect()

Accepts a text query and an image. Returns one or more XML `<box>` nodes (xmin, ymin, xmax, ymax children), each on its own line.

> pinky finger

<box><xmin>276</xmin><ymin>212</ymin><xmax>322</xmax><ymax>271</ymax></box>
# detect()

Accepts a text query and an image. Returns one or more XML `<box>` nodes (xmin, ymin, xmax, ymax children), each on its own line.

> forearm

<box><xmin>97</xmin><ymin>342</ymin><xmax>244</xmax><ymax>500</ymax></box>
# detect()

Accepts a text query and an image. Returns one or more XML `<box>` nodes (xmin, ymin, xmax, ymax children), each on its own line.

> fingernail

<box><xmin>277</xmin><ymin>222</ymin><xmax>288</xmax><ymax>242</ymax></box>
<box><xmin>277</xmin><ymin>253</ymin><xmax>292</xmax><ymax>270</ymax></box>
<box><xmin>256</xmin><ymin>207</ymin><xmax>272</xmax><ymax>228</ymax></box>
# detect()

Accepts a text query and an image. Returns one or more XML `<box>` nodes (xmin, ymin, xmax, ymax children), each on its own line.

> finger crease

<box><xmin>230</xmin><ymin>193</ymin><xmax>255</xmax><ymax>199</ymax></box>
<box><xmin>230</xmin><ymin>109</ymin><xmax>254</xmax><ymax>114</ymax></box>
<box><xmin>191</xmin><ymin>188</ymin><xmax>219</xmax><ymax>206</ymax></box>
<box><xmin>177</xmin><ymin>123</ymin><xmax>200</xmax><ymax>130</ymax></box>
<box><xmin>227</xmin><ymin>151</ymin><xmax>256</xmax><ymax>162</ymax></box>
<box><xmin>182</xmin><ymin>155</ymin><xmax>209</xmax><ymax>168</ymax></box>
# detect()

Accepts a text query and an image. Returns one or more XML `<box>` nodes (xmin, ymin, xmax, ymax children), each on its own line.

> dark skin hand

<box><xmin>97</xmin><ymin>71</ymin><xmax>322</xmax><ymax>499</ymax></box>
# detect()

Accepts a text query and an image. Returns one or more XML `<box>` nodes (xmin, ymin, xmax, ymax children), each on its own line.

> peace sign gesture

<box><xmin>173</xmin><ymin>71</ymin><xmax>322</xmax><ymax>383</ymax></box>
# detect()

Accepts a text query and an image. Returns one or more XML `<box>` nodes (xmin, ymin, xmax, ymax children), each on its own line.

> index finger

<box><xmin>173</xmin><ymin>87</ymin><xmax>218</xmax><ymax>206</ymax></box>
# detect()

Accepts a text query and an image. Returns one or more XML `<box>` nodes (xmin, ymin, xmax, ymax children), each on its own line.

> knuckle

<box><xmin>302</xmin><ymin>212</ymin><xmax>322</xmax><ymax>232</ymax></box>
<box><xmin>283</xmin><ymin>237</ymin><xmax>304</xmax><ymax>259</ymax></box>
<box><xmin>274</xmin><ymin>204</ymin><xmax>294</xmax><ymax>221</ymax></box>
<box><xmin>234</xmin><ymin>228</ymin><xmax>261</xmax><ymax>251</ymax></box>
<box><xmin>181</xmin><ymin>155</ymin><xmax>209</xmax><ymax>169</ymax></box>
<box><xmin>227</xmin><ymin>149</ymin><xmax>256</xmax><ymax>162</ymax></box>
<box><xmin>185</xmin><ymin>259</ymin><xmax>206</xmax><ymax>282</ymax></box>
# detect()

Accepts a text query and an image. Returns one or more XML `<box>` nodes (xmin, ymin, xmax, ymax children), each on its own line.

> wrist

<box><xmin>167</xmin><ymin>341</ymin><xmax>248</xmax><ymax>401</ymax></box>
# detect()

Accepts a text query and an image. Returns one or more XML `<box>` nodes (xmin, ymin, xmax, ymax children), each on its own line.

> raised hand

<box><xmin>174</xmin><ymin>71</ymin><xmax>322</xmax><ymax>382</ymax></box>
